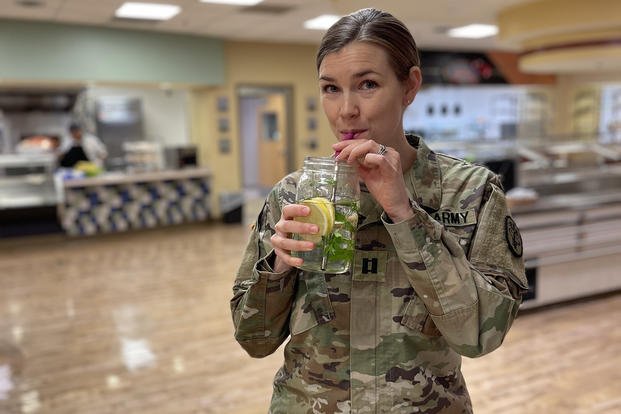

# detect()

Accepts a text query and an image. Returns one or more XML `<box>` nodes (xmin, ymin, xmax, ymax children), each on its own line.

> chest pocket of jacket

<box><xmin>289</xmin><ymin>271</ymin><xmax>335</xmax><ymax>336</ymax></box>
<box><xmin>398</xmin><ymin>294</ymin><xmax>442</xmax><ymax>337</ymax></box>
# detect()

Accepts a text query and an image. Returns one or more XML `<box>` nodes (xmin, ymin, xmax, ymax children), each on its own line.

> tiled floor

<box><xmin>0</xmin><ymin>221</ymin><xmax>619</xmax><ymax>413</ymax></box>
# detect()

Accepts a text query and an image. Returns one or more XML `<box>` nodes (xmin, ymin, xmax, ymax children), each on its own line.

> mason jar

<box><xmin>291</xmin><ymin>156</ymin><xmax>360</xmax><ymax>274</ymax></box>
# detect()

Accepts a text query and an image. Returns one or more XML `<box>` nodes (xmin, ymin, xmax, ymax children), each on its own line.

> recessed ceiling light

<box><xmin>199</xmin><ymin>0</ymin><xmax>263</xmax><ymax>5</ymax></box>
<box><xmin>447</xmin><ymin>24</ymin><xmax>498</xmax><ymax>39</ymax></box>
<box><xmin>115</xmin><ymin>2</ymin><xmax>181</xmax><ymax>21</ymax></box>
<box><xmin>304</xmin><ymin>14</ymin><xmax>341</xmax><ymax>31</ymax></box>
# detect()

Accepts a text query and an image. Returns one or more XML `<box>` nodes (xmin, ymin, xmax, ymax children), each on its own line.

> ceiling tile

<box><xmin>0</xmin><ymin>0</ymin><xmax>535</xmax><ymax>50</ymax></box>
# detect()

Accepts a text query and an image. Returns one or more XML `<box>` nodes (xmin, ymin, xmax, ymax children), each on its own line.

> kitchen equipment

<box><xmin>96</xmin><ymin>96</ymin><xmax>144</xmax><ymax>167</ymax></box>
<box><xmin>163</xmin><ymin>146</ymin><xmax>197</xmax><ymax>169</ymax></box>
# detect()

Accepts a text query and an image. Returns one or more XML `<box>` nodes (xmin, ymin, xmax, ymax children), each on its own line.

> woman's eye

<box><xmin>361</xmin><ymin>80</ymin><xmax>378</xmax><ymax>90</ymax></box>
<box><xmin>322</xmin><ymin>84</ymin><xmax>339</xmax><ymax>93</ymax></box>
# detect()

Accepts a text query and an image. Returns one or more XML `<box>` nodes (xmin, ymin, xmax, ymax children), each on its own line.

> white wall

<box><xmin>86</xmin><ymin>86</ymin><xmax>191</xmax><ymax>147</ymax></box>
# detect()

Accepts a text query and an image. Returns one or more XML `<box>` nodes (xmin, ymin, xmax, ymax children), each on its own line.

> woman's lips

<box><xmin>335</xmin><ymin>130</ymin><xmax>364</xmax><ymax>157</ymax></box>
<box><xmin>340</xmin><ymin>130</ymin><xmax>365</xmax><ymax>141</ymax></box>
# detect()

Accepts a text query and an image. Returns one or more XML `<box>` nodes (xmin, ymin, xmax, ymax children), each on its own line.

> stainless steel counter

<box><xmin>512</xmin><ymin>190</ymin><xmax>621</xmax><ymax>216</ymax></box>
<box><xmin>512</xmin><ymin>190</ymin><xmax>621</xmax><ymax>308</ymax></box>
<box><xmin>61</xmin><ymin>168</ymin><xmax>212</xmax><ymax>188</ymax></box>
<box><xmin>0</xmin><ymin>153</ymin><xmax>57</xmax><ymax>209</ymax></box>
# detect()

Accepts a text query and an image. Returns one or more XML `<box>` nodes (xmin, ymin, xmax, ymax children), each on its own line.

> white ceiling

<box><xmin>0</xmin><ymin>0</ymin><xmax>532</xmax><ymax>51</ymax></box>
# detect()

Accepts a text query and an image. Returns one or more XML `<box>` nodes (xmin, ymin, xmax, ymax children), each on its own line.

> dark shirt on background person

<box><xmin>59</xmin><ymin>145</ymin><xmax>90</xmax><ymax>168</ymax></box>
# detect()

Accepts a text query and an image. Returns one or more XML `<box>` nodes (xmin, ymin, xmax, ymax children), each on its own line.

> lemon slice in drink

<box><xmin>294</xmin><ymin>197</ymin><xmax>335</xmax><ymax>244</ymax></box>
<box><xmin>307</xmin><ymin>197</ymin><xmax>335</xmax><ymax>227</ymax></box>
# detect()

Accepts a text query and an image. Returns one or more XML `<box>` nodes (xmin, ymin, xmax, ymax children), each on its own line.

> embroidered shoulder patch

<box><xmin>504</xmin><ymin>216</ymin><xmax>523</xmax><ymax>258</ymax></box>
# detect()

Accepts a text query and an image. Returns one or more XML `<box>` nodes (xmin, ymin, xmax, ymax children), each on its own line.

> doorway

<box><xmin>237</xmin><ymin>85</ymin><xmax>294</xmax><ymax>199</ymax></box>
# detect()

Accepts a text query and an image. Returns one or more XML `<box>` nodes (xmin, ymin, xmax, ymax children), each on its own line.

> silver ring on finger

<box><xmin>377</xmin><ymin>144</ymin><xmax>387</xmax><ymax>156</ymax></box>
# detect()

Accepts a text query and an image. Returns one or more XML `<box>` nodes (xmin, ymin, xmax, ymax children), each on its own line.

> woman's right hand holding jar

<box><xmin>270</xmin><ymin>204</ymin><xmax>317</xmax><ymax>273</ymax></box>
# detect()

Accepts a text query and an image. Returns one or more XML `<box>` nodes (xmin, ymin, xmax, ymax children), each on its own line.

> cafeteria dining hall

<box><xmin>0</xmin><ymin>1</ymin><xmax>620</xmax><ymax>413</ymax></box>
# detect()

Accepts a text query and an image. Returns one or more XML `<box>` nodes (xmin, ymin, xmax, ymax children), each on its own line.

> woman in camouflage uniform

<box><xmin>231</xmin><ymin>8</ymin><xmax>528</xmax><ymax>414</ymax></box>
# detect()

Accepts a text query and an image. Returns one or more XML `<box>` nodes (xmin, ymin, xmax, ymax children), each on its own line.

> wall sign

<box><xmin>218</xmin><ymin>137</ymin><xmax>231</xmax><ymax>154</ymax></box>
<box><xmin>306</xmin><ymin>97</ymin><xmax>317</xmax><ymax>112</ymax></box>
<box><xmin>217</xmin><ymin>96</ymin><xmax>229</xmax><ymax>112</ymax></box>
<box><xmin>218</xmin><ymin>117</ymin><xmax>229</xmax><ymax>133</ymax></box>
<box><xmin>307</xmin><ymin>117</ymin><xmax>317</xmax><ymax>131</ymax></box>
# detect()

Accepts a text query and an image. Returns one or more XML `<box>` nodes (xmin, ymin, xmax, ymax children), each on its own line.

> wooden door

<box><xmin>258</xmin><ymin>93</ymin><xmax>287</xmax><ymax>187</ymax></box>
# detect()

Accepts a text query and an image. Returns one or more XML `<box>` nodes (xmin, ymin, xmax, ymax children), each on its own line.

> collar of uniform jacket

<box><xmin>358</xmin><ymin>135</ymin><xmax>442</xmax><ymax>228</ymax></box>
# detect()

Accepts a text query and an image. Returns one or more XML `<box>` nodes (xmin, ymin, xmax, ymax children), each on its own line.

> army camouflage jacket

<box><xmin>231</xmin><ymin>135</ymin><xmax>528</xmax><ymax>414</ymax></box>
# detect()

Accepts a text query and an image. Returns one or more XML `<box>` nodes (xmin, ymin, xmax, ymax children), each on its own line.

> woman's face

<box><xmin>319</xmin><ymin>41</ymin><xmax>417</xmax><ymax>146</ymax></box>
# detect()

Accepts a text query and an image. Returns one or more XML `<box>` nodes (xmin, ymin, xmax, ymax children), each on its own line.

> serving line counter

<box><xmin>56</xmin><ymin>168</ymin><xmax>212</xmax><ymax>236</ymax></box>
<box><xmin>512</xmin><ymin>191</ymin><xmax>621</xmax><ymax>308</ymax></box>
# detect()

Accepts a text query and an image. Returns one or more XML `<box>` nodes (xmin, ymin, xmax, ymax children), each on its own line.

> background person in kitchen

<box><xmin>231</xmin><ymin>7</ymin><xmax>528</xmax><ymax>414</ymax></box>
<box><xmin>58</xmin><ymin>122</ymin><xmax>108</xmax><ymax>168</ymax></box>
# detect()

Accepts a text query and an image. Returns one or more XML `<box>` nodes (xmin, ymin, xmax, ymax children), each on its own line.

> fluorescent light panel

<box><xmin>447</xmin><ymin>24</ymin><xmax>498</xmax><ymax>39</ymax></box>
<box><xmin>199</xmin><ymin>0</ymin><xmax>263</xmax><ymax>5</ymax></box>
<box><xmin>115</xmin><ymin>2</ymin><xmax>180</xmax><ymax>20</ymax></box>
<box><xmin>304</xmin><ymin>14</ymin><xmax>341</xmax><ymax>30</ymax></box>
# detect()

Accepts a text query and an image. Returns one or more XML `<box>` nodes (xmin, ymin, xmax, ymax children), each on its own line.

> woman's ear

<box><xmin>403</xmin><ymin>66</ymin><xmax>422</xmax><ymax>106</ymax></box>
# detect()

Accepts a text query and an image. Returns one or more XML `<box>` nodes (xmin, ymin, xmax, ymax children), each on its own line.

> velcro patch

<box><xmin>504</xmin><ymin>216</ymin><xmax>523</xmax><ymax>258</ymax></box>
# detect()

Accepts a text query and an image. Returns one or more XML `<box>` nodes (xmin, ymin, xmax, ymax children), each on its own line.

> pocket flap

<box><xmin>399</xmin><ymin>294</ymin><xmax>442</xmax><ymax>337</ymax></box>
<box><xmin>289</xmin><ymin>272</ymin><xmax>334</xmax><ymax>336</ymax></box>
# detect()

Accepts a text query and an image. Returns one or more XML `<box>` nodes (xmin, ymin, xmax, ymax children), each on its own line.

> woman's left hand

<box><xmin>333</xmin><ymin>139</ymin><xmax>414</xmax><ymax>222</ymax></box>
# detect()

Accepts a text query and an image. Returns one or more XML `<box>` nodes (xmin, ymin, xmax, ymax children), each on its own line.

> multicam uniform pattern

<box><xmin>231</xmin><ymin>136</ymin><xmax>528</xmax><ymax>414</ymax></box>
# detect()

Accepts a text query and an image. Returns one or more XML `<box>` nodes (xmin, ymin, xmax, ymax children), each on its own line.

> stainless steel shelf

<box><xmin>0</xmin><ymin>153</ymin><xmax>57</xmax><ymax>209</ymax></box>
<box><xmin>0</xmin><ymin>153</ymin><xmax>56</xmax><ymax>168</ymax></box>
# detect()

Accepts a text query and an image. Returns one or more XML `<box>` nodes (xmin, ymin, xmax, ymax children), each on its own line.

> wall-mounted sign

<box><xmin>307</xmin><ymin>117</ymin><xmax>317</xmax><ymax>131</ymax></box>
<box><xmin>307</xmin><ymin>137</ymin><xmax>318</xmax><ymax>150</ymax></box>
<box><xmin>218</xmin><ymin>138</ymin><xmax>231</xmax><ymax>154</ymax></box>
<box><xmin>218</xmin><ymin>117</ymin><xmax>229</xmax><ymax>133</ymax></box>
<box><xmin>217</xmin><ymin>96</ymin><xmax>229</xmax><ymax>112</ymax></box>
<box><xmin>306</xmin><ymin>97</ymin><xmax>317</xmax><ymax>112</ymax></box>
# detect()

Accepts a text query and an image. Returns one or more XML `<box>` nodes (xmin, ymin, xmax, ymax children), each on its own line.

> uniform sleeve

<box><xmin>230</xmin><ymin>186</ymin><xmax>298</xmax><ymax>358</ymax></box>
<box><xmin>382</xmin><ymin>175</ymin><xmax>528</xmax><ymax>358</ymax></box>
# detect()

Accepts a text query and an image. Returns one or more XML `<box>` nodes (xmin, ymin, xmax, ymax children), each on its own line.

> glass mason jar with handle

<box><xmin>291</xmin><ymin>156</ymin><xmax>360</xmax><ymax>274</ymax></box>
